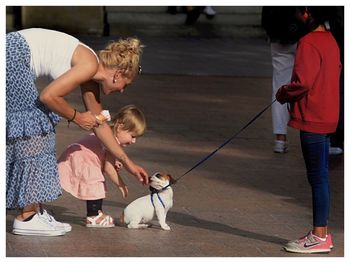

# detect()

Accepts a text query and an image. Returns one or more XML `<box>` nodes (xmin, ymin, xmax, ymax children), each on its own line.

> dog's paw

<box><xmin>161</xmin><ymin>224</ymin><xmax>171</xmax><ymax>231</ymax></box>
<box><xmin>127</xmin><ymin>223</ymin><xmax>149</xmax><ymax>229</ymax></box>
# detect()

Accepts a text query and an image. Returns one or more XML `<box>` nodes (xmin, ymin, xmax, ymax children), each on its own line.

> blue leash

<box><xmin>175</xmin><ymin>99</ymin><xmax>277</xmax><ymax>182</ymax></box>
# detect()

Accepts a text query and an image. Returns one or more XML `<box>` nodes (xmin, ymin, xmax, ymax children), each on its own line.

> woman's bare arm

<box><xmin>81</xmin><ymin>80</ymin><xmax>149</xmax><ymax>184</ymax></box>
<box><xmin>39</xmin><ymin>51</ymin><xmax>98</xmax><ymax>130</ymax></box>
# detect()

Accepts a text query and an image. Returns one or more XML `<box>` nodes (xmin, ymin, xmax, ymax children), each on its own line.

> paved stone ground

<box><xmin>6</xmin><ymin>36</ymin><xmax>344</xmax><ymax>258</ymax></box>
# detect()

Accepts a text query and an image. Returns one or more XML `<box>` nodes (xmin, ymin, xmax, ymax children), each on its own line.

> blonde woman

<box><xmin>6</xmin><ymin>28</ymin><xmax>148</xmax><ymax>236</ymax></box>
<box><xmin>59</xmin><ymin>105</ymin><xmax>146</xmax><ymax>228</ymax></box>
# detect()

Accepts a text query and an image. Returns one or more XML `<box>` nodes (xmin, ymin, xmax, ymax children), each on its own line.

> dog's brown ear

<box><xmin>168</xmin><ymin>174</ymin><xmax>177</xmax><ymax>185</ymax></box>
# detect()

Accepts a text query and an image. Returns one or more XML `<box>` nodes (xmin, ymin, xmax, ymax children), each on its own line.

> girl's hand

<box><xmin>75</xmin><ymin>111</ymin><xmax>98</xmax><ymax>130</ymax></box>
<box><xmin>118</xmin><ymin>185</ymin><xmax>128</xmax><ymax>199</ymax></box>
<box><xmin>275</xmin><ymin>88</ymin><xmax>284</xmax><ymax>104</ymax></box>
<box><xmin>115</xmin><ymin>161</ymin><xmax>123</xmax><ymax>171</ymax></box>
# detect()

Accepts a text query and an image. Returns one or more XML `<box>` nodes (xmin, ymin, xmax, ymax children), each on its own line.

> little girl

<box><xmin>276</xmin><ymin>7</ymin><xmax>341</xmax><ymax>253</ymax></box>
<box><xmin>58</xmin><ymin>105</ymin><xmax>146</xmax><ymax>228</ymax></box>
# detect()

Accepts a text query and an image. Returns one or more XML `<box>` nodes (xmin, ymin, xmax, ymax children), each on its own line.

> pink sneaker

<box><xmin>283</xmin><ymin>231</ymin><xmax>331</xmax><ymax>253</ymax></box>
<box><xmin>327</xmin><ymin>234</ymin><xmax>334</xmax><ymax>249</ymax></box>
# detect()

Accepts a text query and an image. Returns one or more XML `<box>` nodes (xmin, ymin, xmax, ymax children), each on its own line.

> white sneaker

<box><xmin>203</xmin><ymin>6</ymin><xmax>216</xmax><ymax>19</ymax></box>
<box><xmin>13</xmin><ymin>212</ymin><xmax>66</xmax><ymax>236</ymax></box>
<box><xmin>41</xmin><ymin>209</ymin><xmax>72</xmax><ymax>232</ymax></box>
<box><xmin>329</xmin><ymin>146</ymin><xmax>343</xmax><ymax>155</ymax></box>
<box><xmin>274</xmin><ymin>140</ymin><xmax>288</xmax><ymax>153</ymax></box>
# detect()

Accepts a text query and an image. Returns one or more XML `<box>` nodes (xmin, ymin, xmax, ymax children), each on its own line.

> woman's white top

<box><xmin>18</xmin><ymin>28</ymin><xmax>80</xmax><ymax>79</ymax></box>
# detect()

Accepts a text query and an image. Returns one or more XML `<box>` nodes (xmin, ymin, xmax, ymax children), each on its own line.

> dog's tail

<box><xmin>119</xmin><ymin>211</ymin><xmax>125</xmax><ymax>226</ymax></box>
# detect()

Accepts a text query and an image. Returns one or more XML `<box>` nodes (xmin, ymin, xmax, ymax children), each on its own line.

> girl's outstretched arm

<box><xmin>81</xmin><ymin>81</ymin><xmax>149</xmax><ymax>185</ymax></box>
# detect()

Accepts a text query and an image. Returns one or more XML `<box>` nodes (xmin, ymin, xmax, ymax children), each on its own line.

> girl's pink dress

<box><xmin>58</xmin><ymin>133</ymin><xmax>107</xmax><ymax>200</ymax></box>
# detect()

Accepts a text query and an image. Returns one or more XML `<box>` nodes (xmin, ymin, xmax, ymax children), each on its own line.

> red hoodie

<box><xmin>277</xmin><ymin>31</ymin><xmax>341</xmax><ymax>134</ymax></box>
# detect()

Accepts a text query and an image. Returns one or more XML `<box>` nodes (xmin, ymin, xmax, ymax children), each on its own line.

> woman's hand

<box><xmin>74</xmin><ymin>111</ymin><xmax>98</xmax><ymax>130</ymax></box>
<box><xmin>126</xmin><ymin>162</ymin><xmax>149</xmax><ymax>185</ymax></box>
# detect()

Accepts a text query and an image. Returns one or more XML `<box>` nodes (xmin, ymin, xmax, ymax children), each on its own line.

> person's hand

<box><xmin>122</xmin><ymin>157</ymin><xmax>149</xmax><ymax>185</ymax></box>
<box><xmin>95</xmin><ymin>110</ymin><xmax>111</xmax><ymax>125</ymax></box>
<box><xmin>75</xmin><ymin>111</ymin><xmax>98</xmax><ymax>130</ymax></box>
<box><xmin>127</xmin><ymin>163</ymin><xmax>149</xmax><ymax>185</ymax></box>
<box><xmin>275</xmin><ymin>87</ymin><xmax>285</xmax><ymax>104</ymax></box>
<box><xmin>134</xmin><ymin>165</ymin><xmax>149</xmax><ymax>185</ymax></box>
<box><xmin>115</xmin><ymin>161</ymin><xmax>123</xmax><ymax>171</ymax></box>
<box><xmin>118</xmin><ymin>184</ymin><xmax>128</xmax><ymax>199</ymax></box>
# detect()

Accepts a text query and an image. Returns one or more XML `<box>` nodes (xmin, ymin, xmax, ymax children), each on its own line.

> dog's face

<box><xmin>149</xmin><ymin>172</ymin><xmax>175</xmax><ymax>190</ymax></box>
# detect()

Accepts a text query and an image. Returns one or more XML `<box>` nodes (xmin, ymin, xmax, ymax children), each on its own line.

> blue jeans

<box><xmin>300</xmin><ymin>131</ymin><xmax>330</xmax><ymax>227</ymax></box>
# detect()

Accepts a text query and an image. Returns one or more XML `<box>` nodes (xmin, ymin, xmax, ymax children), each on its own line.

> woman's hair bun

<box><xmin>99</xmin><ymin>37</ymin><xmax>144</xmax><ymax>78</ymax></box>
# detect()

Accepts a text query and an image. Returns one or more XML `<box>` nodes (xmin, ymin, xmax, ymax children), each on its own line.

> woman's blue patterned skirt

<box><xmin>6</xmin><ymin>32</ymin><xmax>62</xmax><ymax>209</ymax></box>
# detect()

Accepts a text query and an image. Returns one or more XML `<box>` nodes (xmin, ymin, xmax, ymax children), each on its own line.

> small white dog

<box><xmin>120</xmin><ymin>172</ymin><xmax>175</xmax><ymax>230</ymax></box>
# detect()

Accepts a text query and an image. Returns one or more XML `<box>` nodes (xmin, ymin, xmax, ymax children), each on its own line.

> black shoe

<box><xmin>185</xmin><ymin>7</ymin><xmax>204</xmax><ymax>25</ymax></box>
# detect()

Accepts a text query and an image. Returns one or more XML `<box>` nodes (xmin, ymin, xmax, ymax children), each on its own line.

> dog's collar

<box><xmin>162</xmin><ymin>184</ymin><xmax>171</xmax><ymax>191</ymax></box>
<box><xmin>149</xmin><ymin>184</ymin><xmax>171</xmax><ymax>194</ymax></box>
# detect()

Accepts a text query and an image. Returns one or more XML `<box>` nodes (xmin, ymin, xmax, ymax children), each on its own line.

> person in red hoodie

<box><xmin>276</xmin><ymin>6</ymin><xmax>342</xmax><ymax>254</ymax></box>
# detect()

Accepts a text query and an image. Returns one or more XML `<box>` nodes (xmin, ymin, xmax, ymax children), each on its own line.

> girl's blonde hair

<box><xmin>111</xmin><ymin>105</ymin><xmax>146</xmax><ymax>137</ymax></box>
<box><xmin>98</xmin><ymin>37</ymin><xmax>144</xmax><ymax>79</ymax></box>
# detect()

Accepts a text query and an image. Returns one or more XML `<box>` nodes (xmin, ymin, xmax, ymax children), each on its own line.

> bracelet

<box><xmin>67</xmin><ymin>109</ymin><xmax>77</xmax><ymax>127</ymax></box>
